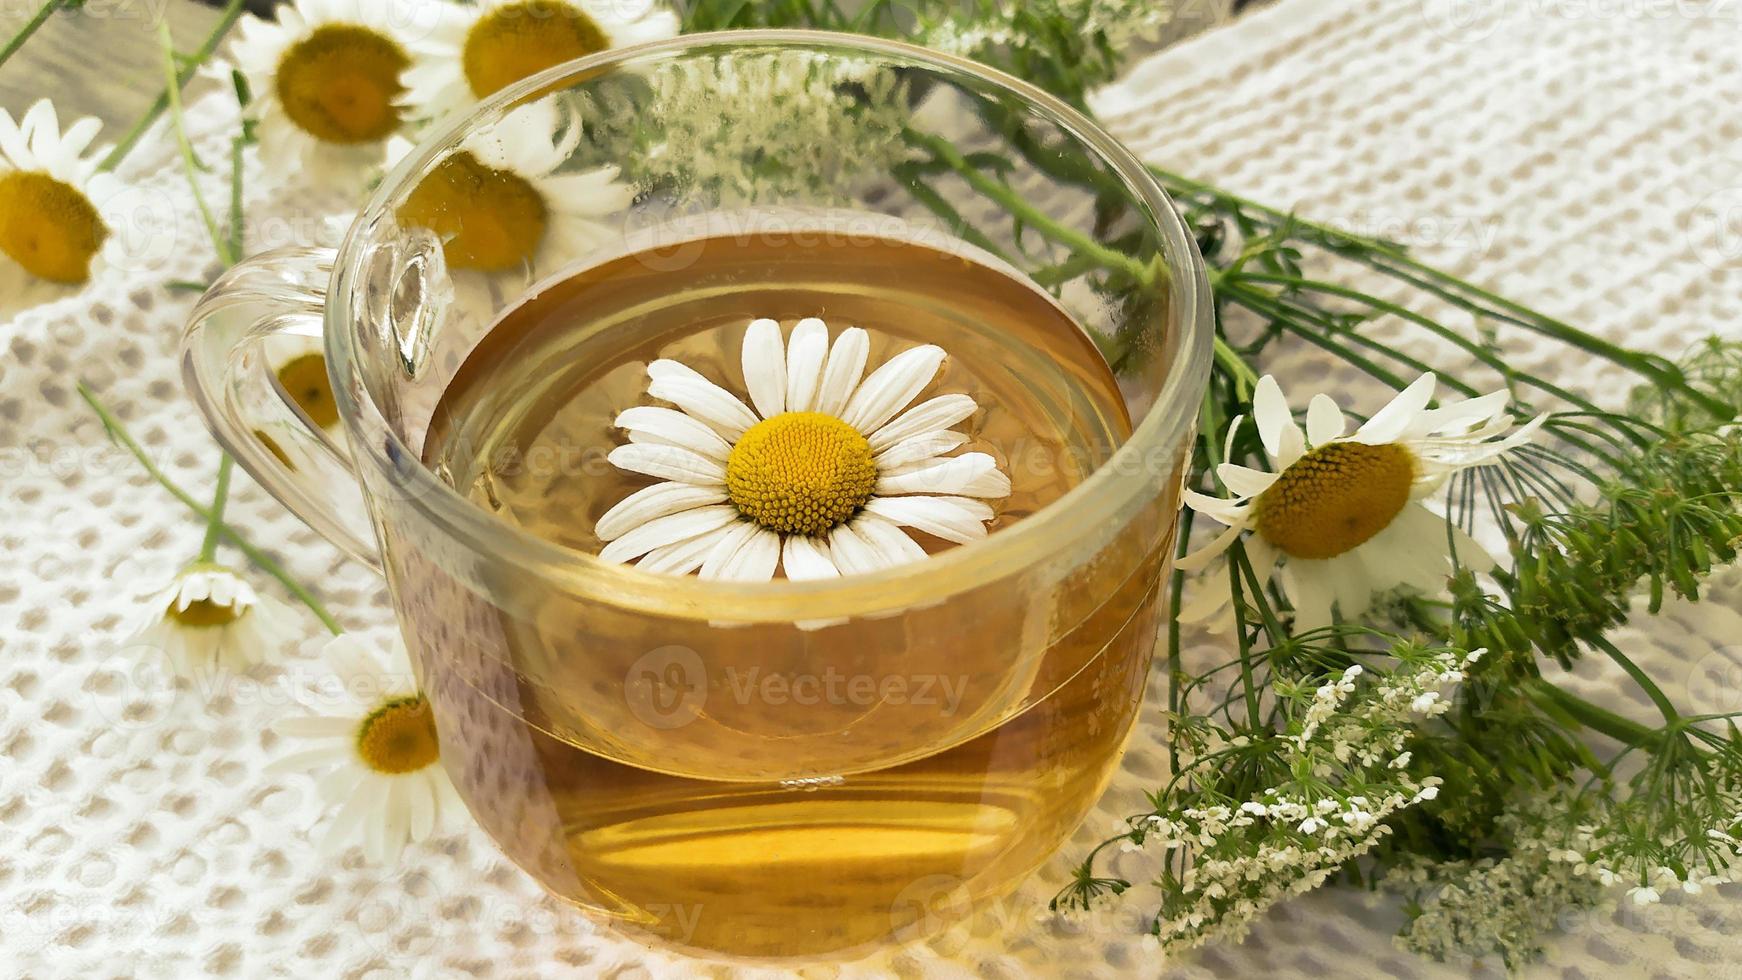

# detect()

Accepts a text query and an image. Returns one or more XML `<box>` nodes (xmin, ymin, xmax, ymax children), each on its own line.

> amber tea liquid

<box><xmin>402</xmin><ymin>226</ymin><xmax>1170</xmax><ymax>957</ymax></box>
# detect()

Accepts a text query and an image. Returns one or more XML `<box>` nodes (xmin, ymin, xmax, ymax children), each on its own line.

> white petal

<box><xmin>783</xmin><ymin>317</ymin><xmax>829</xmax><ymax>413</ymax></box>
<box><xmin>862</xmin><ymin>495</ymin><xmax>993</xmax><ymax>545</ymax></box>
<box><xmin>616</xmin><ymin>406</ymin><xmax>733</xmax><ymax>461</ymax></box>
<box><xmin>813</xmin><ymin>327</ymin><xmax>870</xmax><ymax>417</ymax></box>
<box><xmin>841</xmin><ymin>344</ymin><xmax>946</xmax><ymax>434</ymax></box>
<box><xmin>1222</xmin><ymin>413</ymin><xmax>1245</xmax><ymax>462</ymax></box>
<box><xmin>1419</xmin><ymin>389</ymin><xmax>1508</xmax><ymax>434</ymax></box>
<box><xmin>607</xmin><ymin>444</ymin><xmax>727</xmax><ymax>485</ymax></box>
<box><xmin>849</xmin><ymin>515</ymin><xmax>929</xmax><ymax>568</ymax></box>
<box><xmin>1252</xmin><ymin>376</ymin><xmax>1293</xmax><ymax>460</ymax></box>
<box><xmin>638</xmin><ymin>528</ymin><xmax>731</xmax><ymax>576</ymax></box>
<box><xmin>698</xmin><ymin>520</ymin><xmax>761</xmax><ymax>579</ymax></box>
<box><xmin>1174</xmin><ymin>522</ymin><xmax>1243</xmax><ymax>572</ymax></box>
<box><xmin>381</xmin><ymin>780</ymin><xmax>411</xmax><ymax>863</ymax></box>
<box><xmin>1450</xmin><ymin>522</ymin><xmax>1496</xmax><ymax>572</ymax></box>
<box><xmin>1355</xmin><ymin>373</ymin><xmax>1436</xmax><ymax>444</ymax></box>
<box><xmin>320</xmin><ymin>784</ymin><xmax>374</xmax><ymax>857</ymax></box>
<box><xmin>875</xmin><ymin>452</ymin><xmax>1004</xmax><ymax>497</ymax></box>
<box><xmin>1275</xmin><ymin>418</ymin><xmax>1306</xmax><ymax>469</ymax></box>
<box><xmin>406</xmin><ymin>772</ymin><xmax>437</xmax><ymax>842</ymax></box>
<box><xmin>1248</xmin><ymin>536</ymin><xmax>1281</xmax><ymax>582</ymax></box>
<box><xmin>1329</xmin><ymin>554</ymin><xmax>1377</xmax><ymax>620</ymax></box>
<box><xmin>1181</xmin><ymin>490</ymin><xmax>1251</xmax><ymax>524</ymax></box>
<box><xmin>598</xmin><ymin>505</ymin><xmax>739</xmax><ymax>564</ymax></box>
<box><xmin>264</xmin><ymin>746</ymin><xmax>347</xmax><ymax>775</ymax></box>
<box><xmin>1177</xmin><ymin>577</ymin><xmax>1232</xmax><ymax>624</ymax></box>
<box><xmin>275</xmin><ymin>714</ymin><xmax>356</xmax><ymax>739</ymax></box>
<box><xmin>866</xmin><ymin>394</ymin><xmax>978</xmax><ymax>453</ymax></box>
<box><xmin>646</xmin><ymin>360</ymin><xmax>759</xmax><ymax>438</ymax></box>
<box><xmin>1283</xmin><ymin>564</ymin><xmax>1337</xmax><ymax>633</ymax></box>
<box><xmin>826</xmin><ymin>523</ymin><xmax>883</xmax><ymax>575</ymax></box>
<box><xmin>782</xmin><ymin>536</ymin><xmax>840</xmax><ymax>580</ymax></box>
<box><xmin>1305</xmin><ymin>394</ymin><xmax>1346</xmax><ymax>445</ymax></box>
<box><xmin>718</xmin><ymin>527</ymin><xmax>781</xmax><ymax>582</ymax></box>
<box><xmin>875</xmin><ymin>431</ymin><xmax>970</xmax><ymax>471</ymax></box>
<box><xmin>595</xmin><ymin>482</ymin><xmax>728</xmax><ymax>541</ymax></box>
<box><xmin>741</xmin><ymin>318</ymin><xmax>786</xmax><ymax>418</ymax></box>
<box><xmin>1216</xmin><ymin>463</ymin><xmax>1280</xmax><ymax>498</ymax></box>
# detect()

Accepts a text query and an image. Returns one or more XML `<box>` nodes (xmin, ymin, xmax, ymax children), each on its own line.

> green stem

<box><xmin>77</xmin><ymin>383</ymin><xmax>343</xmax><ymax>635</ymax></box>
<box><xmin>1226</xmin><ymin>543</ymin><xmax>1271</xmax><ymax>730</ymax></box>
<box><xmin>159</xmin><ymin>22</ymin><xmax>234</xmax><ymax>266</ymax></box>
<box><xmin>1212</xmin><ymin>336</ymin><xmax>1259</xmax><ymax>394</ymax></box>
<box><xmin>1588</xmin><ymin>634</ymin><xmax>1680</xmax><ymax>725</ymax></box>
<box><xmin>197</xmin><ymin>454</ymin><xmax>233</xmax><ymax>562</ymax></box>
<box><xmin>1529</xmin><ymin>680</ymin><xmax>1658</xmax><ymax>748</ymax></box>
<box><xmin>0</xmin><ymin>0</ymin><xmax>65</xmax><ymax>69</ymax></box>
<box><xmin>96</xmin><ymin>0</ymin><xmax>245</xmax><ymax>173</ymax></box>
<box><xmin>1234</xmin><ymin>272</ymin><xmax>1619</xmax><ymax>422</ymax></box>
<box><xmin>1154</xmin><ymin>167</ymin><xmax>1733</xmax><ymax>420</ymax></box>
<box><xmin>906</xmin><ymin>127</ymin><xmax>1153</xmax><ymax>283</ymax></box>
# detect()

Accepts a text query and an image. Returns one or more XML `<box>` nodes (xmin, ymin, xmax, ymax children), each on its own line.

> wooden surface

<box><xmin>0</xmin><ymin>0</ymin><xmax>225</xmax><ymax>131</ymax></box>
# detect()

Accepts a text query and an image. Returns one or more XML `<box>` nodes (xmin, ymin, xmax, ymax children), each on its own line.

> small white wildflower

<box><xmin>1627</xmin><ymin>885</ymin><xmax>1661</xmax><ymax>906</ymax></box>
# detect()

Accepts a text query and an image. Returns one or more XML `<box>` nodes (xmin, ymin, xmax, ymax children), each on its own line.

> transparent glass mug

<box><xmin>183</xmin><ymin>31</ymin><xmax>1210</xmax><ymax>958</ymax></box>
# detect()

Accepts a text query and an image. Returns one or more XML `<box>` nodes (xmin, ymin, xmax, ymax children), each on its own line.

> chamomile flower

<box><xmin>130</xmin><ymin>564</ymin><xmax>298</xmax><ymax>677</ymax></box>
<box><xmin>230</xmin><ymin>0</ymin><xmax>426</xmax><ymax>185</ymax></box>
<box><xmin>1180</xmin><ymin>373</ymin><xmax>1544</xmax><ymax>631</ymax></box>
<box><xmin>270</xmin><ymin>633</ymin><xmax>460</xmax><ymax>864</ymax></box>
<box><xmin>0</xmin><ymin>100</ymin><xmax>131</xmax><ymax>316</ymax></box>
<box><xmin>402</xmin><ymin>0</ymin><xmax>680</xmax><ymax>125</ymax></box>
<box><xmin>596</xmin><ymin>317</ymin><xmax>1012</xmax><ymax>581</ymax></box>
<box><xmin>394</xmin><ymin>97</ymin><xmax>632</xmax><ymax>273</ymax></box>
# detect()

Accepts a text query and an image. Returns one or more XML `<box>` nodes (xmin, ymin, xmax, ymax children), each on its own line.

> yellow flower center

<box><xmin>725</xmin><ymin>411</ymin><xmax>877</xmax><ymax>536</ymax></box>
<box><xmin>1255</xmin><ymin>441</ymin><xmax>1417</xmax><ymax>561</ymax></box>
<box><xmin>397</xmin><ymin>151</ymin><xmax>548</xmax><ymax>271</ymax></box>
<box><xmin>274</xmin><ymin>24</ymin><xmax>409</xmax><ymax>144</ymax></box>
<box><xmin>462</xmin><ymin>0</ymin><xmax>609</xmax><ymax>100</ymax></box>
<box><xmin>0</xmin><ymin>171</ymin><xmax>108</xmax><ymax>284</ymax></box>
<box><xmin>275</xmin><ymin>353</ymin><xmax>339</xmax><ymax>429</ymax></box>
<box><xmin>168</xmin><ymin>598</ymin><xmax>243</xmax><ymax>628</ymax></box>
<box><xmin>355</xmin><ymin>695</ymin><xmax>441</xmax><ymax>774</ymax></box>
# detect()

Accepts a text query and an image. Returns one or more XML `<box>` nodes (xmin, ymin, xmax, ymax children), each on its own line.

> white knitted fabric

<box><xmin>4</xmin><ymin>1</ymin><xmax>1742</xmax><ymax>976</ymax></box>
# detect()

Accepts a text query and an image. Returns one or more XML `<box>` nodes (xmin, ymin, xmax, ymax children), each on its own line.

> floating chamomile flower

<box><xmin>130</xmin><ymin>564</ymin><xmax>299</xmax><ymax>678</ymax></box>
<box><xmin>0</xmin><ymin>100</ymin><xmax>131</xmax><ymax>317</ymax></box>
<box><xmin>273</xmin><ymin>351</ymin><xmax>340</xmax><ymax>429</ymax></box>
<box><xmin>270</xmin><ymin>633</ymin><xmax>460</xmax><ymax>864</ymax></box>
<box><xmin>402</xmin><ymin>0</ymin><xmax>680</xmax><ymax>124</ymax></box>
<box><xmin>597</xmin><ymin>318</ymin><xmax>1012</xmax><ymax>581</ymax></box>
<box><xmin>1180</xmin><ymin>373</ymin><xmax>1544</xmax><ymax>631</ymax></box>
<box><xmin>230</xmin><ymin>0</ymin><xmax>424</xmax><ymax>185</ymax></box>
<box><xmin>394</xmin><ymin>98</ymin><xmax>632</xmax><ymax>274</ymax></box>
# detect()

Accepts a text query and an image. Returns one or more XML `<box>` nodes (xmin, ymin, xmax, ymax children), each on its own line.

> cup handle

<box><xmin>181</xmin><ymin>246</ymin><xmax>382</xmax><ymax>570</ymax></box>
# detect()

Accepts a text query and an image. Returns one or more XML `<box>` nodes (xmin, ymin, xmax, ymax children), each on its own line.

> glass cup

<box><xmin>182</xmin><ymin>30</ymin><xmax>1210</xmax><ymax>959</ymax></box>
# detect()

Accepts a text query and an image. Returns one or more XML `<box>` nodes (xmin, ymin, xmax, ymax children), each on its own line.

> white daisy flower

<box><xmin>393</xmin><ymin>96</ymin><xmax>633</xmax><ymax>274</ymax></box>
<box><xmin>402</xmin><ymin>0</ymin><xmax>680</xmax><ymax>125</ymax></box>
<box><xmin>0</xmin><ymin>100</ymin><xmax>135</xmax><ymax>317</ymax></box>
<box><xmin>269</xmin><ymin>633</ymin><xmax>461</xmax><ymax>864</ymax></box>
<box><xmin>597</xmin><ymin>317</ymin><xmax>1012</xmax><ymax>581</ymax></box>
<box><xmin>130</xmin><ymin>564</ymin><xmax>299</xmax><ymax>678</ymax></box>
<box><xmin>230</xmin><ymin>0</ymin><xmax>425</xmax><ymax>185</ymax></box>
<box><xmin>1179</xmin><ymin>373</ymin><xmax>1545</xmax><ymax>632</ymax></box>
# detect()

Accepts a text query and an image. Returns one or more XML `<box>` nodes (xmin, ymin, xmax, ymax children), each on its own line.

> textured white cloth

<box><xmin>4</xmin><ymin>1</ymin><xmax>1742</xmax><ymax>976</ymax></box>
